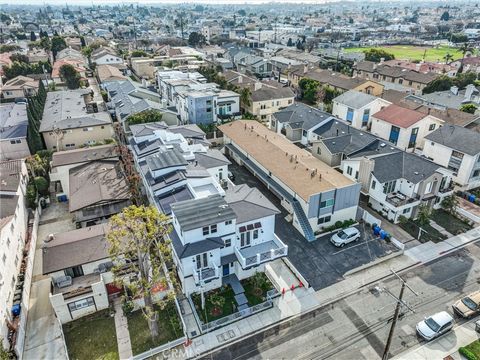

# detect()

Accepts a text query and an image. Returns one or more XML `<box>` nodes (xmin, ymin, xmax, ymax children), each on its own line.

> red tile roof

<box><xmin>372</xmin><ymin>104</ymin><xmax>425</xmax><ymax>128</ymax></box>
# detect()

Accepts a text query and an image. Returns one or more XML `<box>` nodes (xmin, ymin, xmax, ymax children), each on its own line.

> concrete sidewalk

<box><xmin>393</xmin><ymin>317</ymin><xmax>480</xmax><ymax>360</ymax></box>
<box><xmin>113</xmin><ymin>298</ymin><xmax>133</xmax><ymax>359</ymax></box>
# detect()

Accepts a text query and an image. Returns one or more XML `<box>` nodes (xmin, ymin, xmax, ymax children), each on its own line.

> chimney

<box><xmin>380</xmin><ymin>57</ymin><xmax>385</xmax><ymax>64</ymax></box>
<box><xmin>238</xmin><ymin>75</ymin><xmax>243</xmax><ymax>84</ymax></box>
<box><xmin>415</xmin><ymin>63</ymin><xmax>421</xmax><ymax>71</ymax></box>
<box><xmin>373</xmin><ymin>63</ymin><xmax>378</xmax><ymax>70</ymax></box>
<box><xmin>254</xmin><ymin>82</ymin><xmax>262</xmax><ymax>91</ymax></box>
<box><xmin>450</xmin><ymin>86</ymin><xmax>459</xmax><ymax>96</ymax></box>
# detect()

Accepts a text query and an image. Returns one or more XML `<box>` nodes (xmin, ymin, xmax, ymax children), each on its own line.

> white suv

<box><xmin>416</xmin><ymin>311</ymin><xmax>454</xmax><ymax>341</ymax></box>
<box><xmin>330</xmin><ymin>227</ymin><xmax>360</xmax><ymax>247</ymax></box>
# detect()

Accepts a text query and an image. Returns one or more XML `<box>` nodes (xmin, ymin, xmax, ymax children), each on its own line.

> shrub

<box><xmin>122</xmin><ymin>300</ymin><xmax>134</xmax><ymax>315</ymax></box>
<box><xmin>459</xmin><ymin>347</ymin><xmax>478</xmax><ymax>360</ymax></box>
<box><xmin>33</xmin><ymin>176</ymin><xmax>49</xmax><ymax>195</ymax></box>
<box><xmin>26</xmin><ymin>184</ymin><xmax>37</xmax><ymax>209</ymax></box>
<box><xmin>334</xmin><ymin>221</ymin><xmax>343</xmax><ymax>228</ymax></box>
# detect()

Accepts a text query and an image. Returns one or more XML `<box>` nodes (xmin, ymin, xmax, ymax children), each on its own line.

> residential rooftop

<box><xmin>372</xmin><ymin>104</ymin><xmax>426</xmax><ymax>128</ymax></box>
<box><xmin>0</xmin><ymin>103</ymin><xmax>28</xmax><ymax>140</ymax></box>
<box><xmin>425</xmin><ymin>125</ymin><xmax>480</xmax><ymax>156</ymax></box>
<box><xmin>219</xmin><ymin>120</ymin><xmax>354</xmax><ymax>201</ymax></box>
<box><xmin>51</xmin><ymin>144</ymin><xmax>118</xmax><ymax>168</ymax></box>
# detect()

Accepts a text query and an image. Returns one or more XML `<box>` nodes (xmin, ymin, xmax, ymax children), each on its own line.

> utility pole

<box><xmin>382</xmin><ymin>269</ymin><xmax>419</xmax><ymax>360</ymax></box>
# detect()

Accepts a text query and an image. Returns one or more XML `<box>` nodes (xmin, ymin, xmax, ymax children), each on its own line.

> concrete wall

<box><xmin>0</xmin><ymin>138</ymin><xmax>30</xmax><ymax>161</ymax></box>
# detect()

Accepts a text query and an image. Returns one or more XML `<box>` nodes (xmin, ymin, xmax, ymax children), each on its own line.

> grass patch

<box><xmin>431</xmin><ymin>209</ymin><xmax>472</xmax><ymax>235</ymax></box>
<box><xmin>127</xmin><ymin>301</ymin><xmax>183</xmax><ymax>355</ymax></box>
<box><xmin>191</xmin><ymin>285</ymin><xmax>237</xmax><ymax>323</ymax></box>
<box><xmin>343</xmin><ymin>45</ymin><xmax>467</xmax><ymax>62</ymax></box>
<box><xmin>242</xmin><ymin>273</ymin><xmax>274</xmax><ymax>306</ymax></box>
<box><xmin>63</xmin><ymin>309</ymin><xmax>118</xmax><ymax>360</ymax></box>
<box><xmin>460</xmin><ymin>339</ymin><xmax>480</xmax><ymax>360</ymax></box>
<box><xmin>399</xmin><ymin>219</ymin><xmax>447</xmax><ymax>243</ymax></box>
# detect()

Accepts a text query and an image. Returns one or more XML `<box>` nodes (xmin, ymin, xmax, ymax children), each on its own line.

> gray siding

<box><xmin>308</xmin><ymin>194</ymin><xmax>320</xmax><ymax>218</ymax></box>
<box><xmin>333</xmin><ymin>183</ymin><xmax>361</xmax><ymax>212</ymax></box>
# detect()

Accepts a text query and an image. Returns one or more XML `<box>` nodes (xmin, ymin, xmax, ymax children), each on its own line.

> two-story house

<box><xmin>370</xmin><ymin>104</ymin><xmax>444</xmax><ymax>150</ymax></box>
<box><xmin>423</xmin><ymin>125</ymin><xmax>480</xmax><ymax>190</ymax></box>
<box><xmin>0</xmin><ymin>103</ymin><xmax>30</xmax><ymax>161</ymax></box>
<box><xmin>332</xmin><ymin>90</ymin><xmax>391</xmax><ymax>130</ymax></box>
<box><xmin>170</xmin><ymin>191</ymin><xmax>287</xmax><ymax>296</ymax></box>
<box><xmin>345</xmin><ymin>151</ymin><xmax>454</xmax><ymax>223</ymax></box>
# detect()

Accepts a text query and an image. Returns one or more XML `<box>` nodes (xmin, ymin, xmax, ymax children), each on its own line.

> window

<box><xmin>202</xmin><ymin>226</ymin><xmax>209</xmax><ymax>235</ymax></box>
<box><xmin>261</xmin><ymin>115</ymin><xmax>267</xmax><ymax>120</ymax></box>
<box><xmin>408</xmin><ymin>81</ymin><xmax>413</xmax><ymax>86</ymax></box>
<box><xmin>473</xmin><ymin>170</ymin><xmax>480</xmax><ymax>178</ymax></box>
<box><xmin>68</xmin><ymin>297</ymin><xmax>95</xmax><ymax>312</ymax></box>
<box><xmin>429</xmin><ymin>124</ymin><xmax>436</xmax><ymax>131</ymax></box>
<box><xmin>355</xmin><ymin>171</ymin><xmax>359</xmax><ymax>180</ymax></box>
<box><xmin>317</xmin><ymin>215</ymin><xmax>331</xmax><ymax>225</ymax></box>
<box><xmin>389</xmin><ymin>126</ymin><xmax>400</xmax><ymax>145</ymax></box>
<box><xmin>362</xmin><ymin>109</ymin><xmax>370</xmax><ymax>126</ymax></box>
<box><xmin>398</xmin><ymin>79</ymin><xmax>403</xmax><ymax>85</ymax></box>
<box><xmin>371</xmin><ymin>180</ymin><xmax>376</xmax><ymax>190</ymax></box>
<box><xmin>320</xmin><ymin>199</ymin><xmax>335</xmax><ymax>208</ymax></box>
<box><xmin>6</xmin><ymin>238</ymin><xmax>10</xmax><ymax>247</ymax></box>
<box><xmin>408</xmin><ymin>127</ymin><xmax>419</xmax><ymax>149</ymax></box>
<box><xmin>346</xmin><ymin>107</ymin><xmax>354</xmax><ymax>122</ymax></box>
<box><xmin>240</xmin><ymin>232</ymin><xmax>251</xmax><ymax>247</ymax></box>
<box><xmin>346</xmin><ymin>166</ymin><xmax>353</xmax><ymax>176</ymax></box>
<box><xmin>302</xmin><ymin>130</ymin><xmax>307</xmax><ymax>137</ymax></box>
<box><xmin>253</xmin><ymin>229</ymin><xmax>259</xmax><ymax>239</ymax></box>
<box><xmin>383</xmin><ymin>180</ymin><xmax>397</xmax><ymax>194</ymax></box>
<box><xmin>224</xmin><ymin>238</ymin><xmax>231</xmax><ymax>247</ymax></box>
<box><xmin>210</xmin><ymin>224</ymin><xmax>217</xmax><ymax>233</ymax></box>
<box><xmin>317</xmin><ymin>147</ymin><xmax>321</xmax><ymax>155</ymax></box>
<box><xmin>288</xmin><ymin>99</ymin><xmax>293</xmax><ymax>104</ymax></box>
<box><xmin>83</xmin><ymin>127</ymin><xmax>93</xmax><ymax>132</ymax></box>
<box><xmin>206</xmin><ymin>107</ymin><xmax>212</xmax><ymax>113</ymax></box>
<box><xmin>14</xmin><ymin>255</ymin><xmax>19</xmax><ymax>266</ymax></box>
<box><xmin>425</xmin><ymin>182</ymin><xmax>433</xmax><ymax>194</ymax></box>
<box><xmin>2</xmin><ymin>254</ymin><xmax>6</xmax><ymax>264</ymax></box>
<box><xmin>403</xmin><ymin>208</ymin><xmax>410</xmax><ymax>214</ymax></box>
<box><xmin>9</xmin><ymin>139</ymin><xmax>21</xmax><ymax>144</ymax></box>
<box><xmin>225</xmin><ymin>220</ymin><xmax>232</xmax><ymax>225</ymax></box>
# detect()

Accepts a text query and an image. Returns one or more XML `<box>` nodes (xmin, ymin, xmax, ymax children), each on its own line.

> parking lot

<box><xmin>227</xmin><ymin>159</ymin><xmax>400</xmax><ymax>291</ymax></box>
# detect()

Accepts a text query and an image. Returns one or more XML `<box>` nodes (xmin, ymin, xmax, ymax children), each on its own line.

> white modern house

<box><xmin>423</xmin><ymin>125</ymin><xmax>480</xmax><ymax>190</ymax></box>
<box><xmin>332</xmin><ymin>90</ymin><xmax>391</xmax><ymax>129</ymax></box>
<box><xmin>370</xmin><ymin>104</ymin><xmax>444</xmax><ymax>150</ymax></box>
<box><xmin>0</xmin><ymin>160</ymin><xmax>29</xmax><ymax>354</ymax></box>
<box><xmin>170</xmin><ymin>190</ymin><xmax>288</xmax><ymax>296</ymax></box>
<box><xmin>91</xmin><ymin>47</ymin><xmax>124</xmax><ymax>66</ymax></box>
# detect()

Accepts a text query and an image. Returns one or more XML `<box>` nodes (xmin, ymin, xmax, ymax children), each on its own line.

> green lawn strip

<box><xmin>431</xmin><ymin>209</ymin><xmax>472</xmax><ymax>235</ymax></box>
<box><xmin>241</xmin><ymin>273</ymin><xmax>274</xmax><ymax>306</ymax></box>
<box><xmin>63</xmin><ymin>309</ymin><xmax>118</xmax><ymax>360</ymax></box>
<box><xmin>460</xmin><ymin>339</ymin><xmax>480</xmax><ymax>360</ymax></box>
<box><xmin>400</xmin><ymin>220</ymin><xmax>447</xmax><ymax>243</ymax></box>
<box><xmin>191</xmin><ymin>285</ymin><xmax>237</xmax><ymax>323</ymax></box>
<box><xmin>127</xmin><ymin>301</ymin><xmax>183</xmax><ymax>355</ymax></box>
<box><xmin>343</xmin><ymin>45</ymin><xmax>467</xmax><ymax>62</ymax></box>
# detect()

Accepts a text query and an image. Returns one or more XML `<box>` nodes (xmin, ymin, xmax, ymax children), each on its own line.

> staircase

<box><xmin>292</xmin><ymin>199</ymin><xmax>315</xmax><ymax>242</ymax></box>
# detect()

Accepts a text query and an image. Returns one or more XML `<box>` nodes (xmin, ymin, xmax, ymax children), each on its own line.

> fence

<box><xmin>188</xmin><ymin>289</ymin><xmax>279</xmax><ymax>334</ymax></box>
<box><xmin>131</xmin><ymin>337</ymin><xmax>187</xmax><ymax>360</ymax></box>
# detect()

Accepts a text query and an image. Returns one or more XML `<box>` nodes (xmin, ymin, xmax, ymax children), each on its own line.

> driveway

<box><xmin>228</xmin><ymin>160</ymin><xmax>399</xmax><ymax>291</ymax></box>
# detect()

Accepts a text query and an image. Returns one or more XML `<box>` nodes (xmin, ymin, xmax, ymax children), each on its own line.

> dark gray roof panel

<box><xmin>425</xmin><ymin>125</ymin><xmax>480</xmax><ymax>156</ymax></box>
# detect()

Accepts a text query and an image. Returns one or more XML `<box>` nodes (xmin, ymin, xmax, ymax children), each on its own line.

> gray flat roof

<box><xmin>0</xmin><ymin>103</ymin><xmax>28</xmax><ymax>140</ymax></box>
<box><xmin>171</xmin><ymin>194</ymin><xmax>236</xmax><ymax>231</ymax></box>
<box><xmin>40</xmin><ymin>90</ymin><xmax>111</xmax><ymax>132</ymax></box>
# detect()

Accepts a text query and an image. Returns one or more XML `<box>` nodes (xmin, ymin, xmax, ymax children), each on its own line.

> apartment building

<box><xmin>220</xmin><ymin>120</ymin><xmax>360</xmax><ymax>241</ymax></box>
<box><xmin>40</xmin><ymin>90</ymin><xmax>113</xmax><ymax>151</ymax></box>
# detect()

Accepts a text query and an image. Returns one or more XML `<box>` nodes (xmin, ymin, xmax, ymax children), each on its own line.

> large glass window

<box><xmin>320</xmin><ymin>199</ymin><xmax>335</xmax><ymax>208</ymax></box>
<box><xmin>68</xmin><ymin>297</ymin><xmax>94</xmax><ymax>312</ymax></box>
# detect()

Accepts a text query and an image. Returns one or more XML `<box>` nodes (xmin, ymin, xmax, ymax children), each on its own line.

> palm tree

<box><xmin>239</xmin><ymin>87</ymin><xmax>252</xmax><ymax>113</ymax></box>
<box><xmin>459</xmin><ymin>42</ymin><xmax>474</xmax><ymax>72</ymax></box>
<box><xmin>443</xmin><ymin>53</ymin><xmax>453</xmax><ymax>64</ymax></box>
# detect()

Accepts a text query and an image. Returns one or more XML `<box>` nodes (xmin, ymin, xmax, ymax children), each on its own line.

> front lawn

<box><xmin>431</xmin><ymin>209</ymin><xmax>472</xmax><ymax>235</ymax></box>
<box><xmin>127</xmin><ymin>301</ymin><xmax>183</xmax><ymax>355</ymax></box>
<box><xmin>460</xmin><ymin>339</ymin><xmax>480</xmax><ymax>360</ymax></box>
<box><xmin>343</xmin><ymin>45</ymin><xmax>466</xmax><ymax>62</ymax></box>
<box><xmin>191</xmin><ymin>285</ymin><xmax>237</xmax><ymax>323</ymax></box>
<box><xmin>242</xmin><ymin>273</ymin><xmax>274</xmax><ymax>306</ymax></box>
<box><xmin>63</xmin><ymin>309</ymin><xmax>118</xmax><ymax>360</ymax></box>
<box><xmin>399</xmin><ymin>219</ymin><xmax>447</xmax><ymax>243</ymax></box>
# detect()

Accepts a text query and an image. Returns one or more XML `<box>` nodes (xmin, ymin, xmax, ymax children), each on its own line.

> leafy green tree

<box><xmin>0</xmin><ymin>44</ymin><xmax>20</xmax><ymax>53</ymax></box>
<box><xmin>131</xmin><ymin>49</ymin><xmax>148</xmax><ymax>57</ymax></box>
<box><xmin>458</xmin><ymin>42</ymin><xmax>474</xmax><ymax>73</ymax></box>
<box><xmin>239</xmin><ymin>87</ymin><xmax>252</xmax><ymax>111</ymax></box>
<box><xmin>209</xmin><ymin>293</ymin><xmax>225</xmax><ymax>312</ymax></box>
<box><xmin>106</xmin><ymin>205</ymin><xmax>174</xmax><ymax>341</ymax></box>
<box><xmin>51</xmin><ymin>36</ymin><xmax>67</xmax><ymax>58</ymax></box>
<box><xmin>188</xmin><ymin>32</ymin><xmax>206</xmax><ymax>47</ymax></box>
<box><xmin>33</xmin><ymin>176</ymin><xmax>49</xmax><ymax>195</ymax></box>
<box><xmin>417</xmin><ymin>204</ymin><xmax>432</xmax><ymax>226</ymax></box>
<box><xmin>363</xmin><ymin>48</ymin><xmax>395</xmax><ymax>62</ymax></box>
<box><xmin>443</xmin><ymin>53</ymin><xmax>453</xmax><ymax>64</ymax></box>
<box><xmin>441</xmin><ymin>195</ymin><xmax>459</xmax><ymax>215</ymax></box>
<box><xmin>10</xmin><ymin>53</ymin><xmax>29</xmax><ymax>63</ymax></box>
<box><xmin>59</xmin><ymin>64</ymin><xmax>81</xmax><ymax>89</ymax></box>
<box><xmin>127</xmin><ymin>109</ymin><xmax>163</xmax><ymax>126</ymax></box>
<box><xmin>39</xmin><ymin>36</ymin><xmax>51</xmax><ymax>51</ymax></box>
<box><xmin>287</xmin><ymin>38</ymin><xmax>294</xmax><ymax>47</ymax></box>
<box><xmin>299</xmin><ymin>78</ymin><xmax>320</xmax><ymax>104</ymax></box>
<box><xmin>459</xmin><ymin>104</ymin><xmax>478</xmax><ymax>114</ymax></box>
<box><xmin>30</xmin><ymin>31</ymin><xmax>37</xmax><ymax>42</ymax></box>
<box><xmin>440</xmin><ymin>11</ymin><xmax>450</xmax><ymax>21</ymax></box>
<box><xmin>423</xmin><ymin>76</ymin><xmax>453</xmax><ymax>94</ymax></box>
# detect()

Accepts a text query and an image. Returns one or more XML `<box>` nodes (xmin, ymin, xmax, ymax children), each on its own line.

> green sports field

<box><xmin>343</xmin><ymin>45</ymin><xmax>466</xmax><ymax>62</ymax></box>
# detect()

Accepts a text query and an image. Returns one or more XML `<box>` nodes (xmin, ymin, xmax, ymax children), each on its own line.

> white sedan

<box><xmin>416</xmin><ymin>311</ymin><xmax>454</xmax><ymax>341</ymax></box>
<box><xmin>330</xmin><ymin>227</ymin><xmax>361</xmax><ymax>247</ymax></box>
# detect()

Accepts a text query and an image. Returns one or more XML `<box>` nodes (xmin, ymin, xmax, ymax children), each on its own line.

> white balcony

<box><xmin>193</xmin><ymin>263</ymin><xmax>220</xmax><ymax>285</ymax></box>
<box><xmin>235</xmin><ymin>234</ymin><xmax>288</xmax><ymax>269</ymax></box>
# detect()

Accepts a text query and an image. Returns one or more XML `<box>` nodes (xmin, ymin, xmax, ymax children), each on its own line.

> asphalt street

<box><xmin>228</xmin><ymin>159</ymin><xmax>399</xmax><ymax>290</ymax></box>
<box><xmin>200</xmin><ymin>241</ymin><xmax>480</xmax><ymax>360</ymax></box>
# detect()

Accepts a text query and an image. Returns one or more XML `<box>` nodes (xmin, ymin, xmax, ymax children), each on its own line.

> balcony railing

<box><xmin>193</xmin><ymin>263</ymin><xmax>219</xmax><ymax>285</ymax></box>
<box><xmin>385</xmin><ymin>192</ymin><xmax>420</xmax><ymax>207</ymax></box>
<box><xmin>438</xmin><ymin>186</ymin><xmax>455</xmax><ymax>194</ymax></box>
<box><xmin>235</xmin><ymin>234</ymin><xmax>288</xmax><ymax>269</ymax></box>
